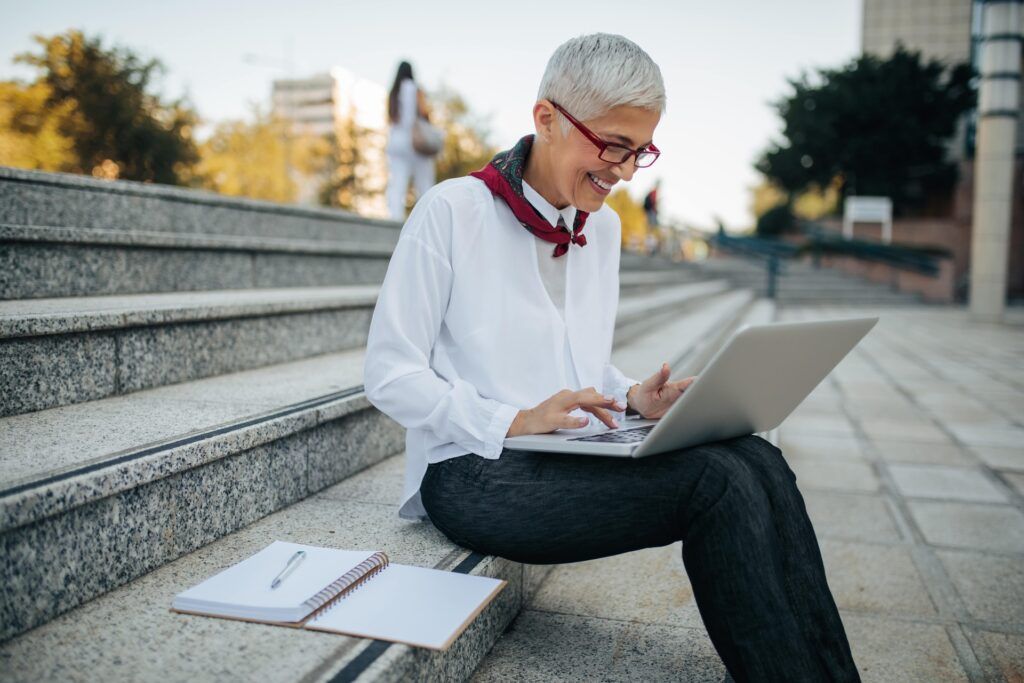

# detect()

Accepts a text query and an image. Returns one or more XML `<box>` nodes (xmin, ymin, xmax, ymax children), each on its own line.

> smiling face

<box><xmin>532</xmin><ymin>102</ymin><xmax>661</xmax><ymax>213</ymax></box>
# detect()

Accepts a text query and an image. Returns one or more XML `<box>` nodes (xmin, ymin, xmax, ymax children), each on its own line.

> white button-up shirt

<box><xmin>363</xmin><ymin>175</ymin><xmax>638</xmax><ymax>520</ymax></box>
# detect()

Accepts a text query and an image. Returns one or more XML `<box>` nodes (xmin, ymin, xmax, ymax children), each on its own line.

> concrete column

<box><xmin>970</xmin><ymin>0</ymin><xmax>1023</xmax><ymax>322</ymax></box>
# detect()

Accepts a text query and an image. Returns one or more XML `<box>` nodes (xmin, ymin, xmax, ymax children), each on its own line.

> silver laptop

<box><xmin>503</xmin><ymin>317</ymin><xmax>878</xmax><ymax>458</ymax></box>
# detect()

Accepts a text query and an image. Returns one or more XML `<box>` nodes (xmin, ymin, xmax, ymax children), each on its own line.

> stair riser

<box><xmin>340</xmin><ymin>555</ymin><xmax>525</xmax><ymax>683</ymax></box>
<box><xmin>0</xmin><ymin>307</ymin><xmax>373</xmax><ymax>417</ymax></box>
<box><xmin>0</xmin><ymin>405</ymin><xmax>403</xmax><ymax>643</ymax></box>
<box><xmin>1</xmin><ymin>242</ymin><xmax>391</xmax><ymax>299</ymax></box>
<box><xmin>0</xmin><ymin>174</ymin><xmax>401</xmax><ymax>244</ymax></box>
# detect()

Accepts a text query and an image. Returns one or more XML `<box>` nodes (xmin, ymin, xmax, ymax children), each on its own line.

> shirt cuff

<box><xmin>481</xmin><ymin>402</ymin><xmax>521</xmax><ymax>459</ymax></box>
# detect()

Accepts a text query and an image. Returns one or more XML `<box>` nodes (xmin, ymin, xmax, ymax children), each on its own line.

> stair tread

<box><xmin>0</xmin><ymin>286</ymin><xmax>380</xmax><ymax>337</ymax></box>
<box><xmin>0</xmin><ymin>222</ymin><xmax>397</xmax><ymax>256</ymax></box>
<box><xmin>1</xmin><ymin>280</ymin><xmax>748</xmax><ymax>532</ymax></box>
<box><xmin>617</xmin><ymin>280</ymin><xmax>729</xmax><ymax>320</ymax></box>
<box><xmin>0</xmin><ymin>455</ymin><xmax>518</xmax><ymax>683</ymax></box>
<box><xmin>612</xmin><ymin>289</ymin><xmax>753</xmax><ymax>379</ymax></box>
<box><xmin>0</xmin><ymin>348</ymin><xmax>367</xmax><ymax>529</ymax></box>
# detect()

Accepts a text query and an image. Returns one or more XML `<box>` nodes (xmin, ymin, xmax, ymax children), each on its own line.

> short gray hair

<box><xmin>538</xmin><ymin>33</ymin><xmax>666</xmax><ymax>136</ymax></box>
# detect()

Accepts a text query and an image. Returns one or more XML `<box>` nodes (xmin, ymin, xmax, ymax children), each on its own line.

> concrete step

<box><xmin>0</xmin><ymin>276</ymin><xmax>721</xmax><ymax>639</ymax></box>
<box><xmin>618</xmin><ymin>269</ymin><xmax>702</xmax><ymax>295</ymax></box>
<box><xmin>0</xmin><ymin>276</ymin><xmax>760</xmax><ymax>679</ymax></box>
<box><xmin>0</xmin><ymin>223</ymin><xmax>394</xmax><ymax>299</ymax></box>
<box><xmin>615</xmin><ymin>281</ymin><xmax>731</xmax><ymax>347</ymax></box>
<box><xmin>0</xmin><ymin>454</ymin><xmax>531</xmax><ymax>683</ymax></box>
<box><xmin>612</xmin><ymin>289</ymin><xmax>756</xmax><ymax>380</ymax></box>
<box><xmin>0</xmin><ymin>349</ymin><xmax>406</xmax><ymax>642</ymax></box>
<box><xmin>0</xmin><ymin>166</ymin><xmax>402</xmax><ymax>244</ymax></box>
<box><xmin>0</xmin><ymin>286</ymin><xmax>378</xmax><ymax>417</ymax></box>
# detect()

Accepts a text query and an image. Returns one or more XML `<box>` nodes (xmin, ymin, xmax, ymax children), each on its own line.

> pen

<box><xmin>270</xmin><ymin>550</ymin><xmax>306</xmax><ymax>590</ymax></box>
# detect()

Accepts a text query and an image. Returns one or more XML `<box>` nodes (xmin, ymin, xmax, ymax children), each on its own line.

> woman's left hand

<box><xmin>627</xmin><ymin>362</ymin><xmax>696</xmax><ymax>419</ymax></box>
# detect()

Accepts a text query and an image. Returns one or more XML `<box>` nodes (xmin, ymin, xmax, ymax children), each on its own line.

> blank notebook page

<box><xmin>307</xmin><ymin>563</ymin><xmax>504</xmax><ymax>649</ymax></box>
<box><xmin>173</xmin><ymin>541</ymin><xmax>375</xmax><ymax>622</ymax></box>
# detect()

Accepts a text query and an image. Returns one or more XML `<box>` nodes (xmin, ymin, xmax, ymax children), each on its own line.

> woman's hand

<box><xmin>627</xmin><ymin>363</ymin><xmax>696</xmax><ymax>419</ymax></box>
<box><xmin>507</xmin><ymin>387</ymin><xmax>626</xmax><ymax>437</ymax></box>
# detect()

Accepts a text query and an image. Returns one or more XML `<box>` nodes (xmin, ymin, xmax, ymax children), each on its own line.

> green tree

<box><xmin>0</xmin><ymin>80</ymin><xmax>77</xmax><ymax>171</ymax></box>
<box><xmin>429</xmin><ymin>86</ymin><xmax>497</xmax><ymax>183</ymax></box>
<box><xmin>756</xmin><ymin>47</ymin><xmax>975</xmax><ymax>214</ymax></box>
<box><xmin>13</xmin><ymin>30</ymin><xmax>198</xmax><ymax>184</ymax></box>
<box><xmin>318</xmin><ymin>114</ymin><xmax>384</xmax><ymax>212</ymax></box>
<box><xmin>192</xmin><ymin>111</ymin><xmax>298</xmax><ymax>203</ymax></box>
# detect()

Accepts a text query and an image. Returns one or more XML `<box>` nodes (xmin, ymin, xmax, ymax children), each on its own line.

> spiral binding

<box><xmin>303</xmin><ymin>551</ymin><xmax>390</xmax><ymax>621</ymax></box>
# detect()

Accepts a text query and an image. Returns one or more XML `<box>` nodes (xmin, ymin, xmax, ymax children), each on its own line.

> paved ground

<box><xmin>473</xmin><ymin>305</ymin><xmax>1024</xmax><ymax>682</ymax></box>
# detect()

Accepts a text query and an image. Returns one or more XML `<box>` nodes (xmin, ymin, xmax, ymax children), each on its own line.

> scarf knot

<box><xmin>470</xmin><ymin>135</ymin><xmax>589</xmax><ymax>258</ymax></box>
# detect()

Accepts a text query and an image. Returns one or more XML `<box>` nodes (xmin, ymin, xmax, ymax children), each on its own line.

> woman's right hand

<box><xmin>506</xmin><ymin>387</ymin><xmax>626</xmax><ymax>437</ymax></box>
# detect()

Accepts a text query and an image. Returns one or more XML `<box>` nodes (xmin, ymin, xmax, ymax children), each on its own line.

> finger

<box><xmin>583</xmin><ymin>405</ymin><xmax>619</xmax><ymax>430</ymax></box>
<box><xmin>644</xmin><ymin>362</ymin><xmax>671</xmax><ymax>387</ymax></box>
<box><xmin>671</xmin><ymin>377</ymin><xmax>696</xmax><ymax>392</ymax></box>
<box><xmin>571</xmin><ymin>389</ymin><xmax>626</xmax><ymax>412</ymax></box>
<box><xmin>559</xmin><ymin>413</ymin><xmax>591</xmax><ymax>430</ymax></box>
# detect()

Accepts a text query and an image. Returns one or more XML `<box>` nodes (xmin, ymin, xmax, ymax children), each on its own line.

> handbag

<box><xmin>412</xmin><ymin>117</ymin><xmax>445</xmax><ymax>156</ymax></box>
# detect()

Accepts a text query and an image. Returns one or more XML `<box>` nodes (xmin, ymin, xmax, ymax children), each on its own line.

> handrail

<box><xmin>709</xmin><ymin>231</ymin><xmax>794</xmax><ymax>299</ymax></box>
<box><xmin>799</xmin><ymin>221</ymin><xmax>949</xmax><ymax>277</ymax></box>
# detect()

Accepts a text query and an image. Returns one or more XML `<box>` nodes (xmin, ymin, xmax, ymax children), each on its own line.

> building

<box><xmin>271</xmin><ymin>67</ymin><xmax>389</xmax><ymax>217</ymax></box>
<box><xmin>859</xmin><ymin>0</ymin><xmax>1023</xmax><ymax>301</ymax></box>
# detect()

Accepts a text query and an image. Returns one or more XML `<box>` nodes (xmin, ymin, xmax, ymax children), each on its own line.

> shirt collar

<box><xmin>522</xmin><ymin>179</ymin><xmax>577</xmax><ymax>229</ymax></box>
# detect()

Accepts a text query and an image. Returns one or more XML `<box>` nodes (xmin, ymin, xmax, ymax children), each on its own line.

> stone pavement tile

<box><xmin>778</xmin><ymin>413</ymin><xmax>856</xmax><ymax>437</ymax></box>
<box><xmin>888</xmin><ymin>464</ymin><xmax>1009</xmax><ymax>503</ymax></box>
<box><xmin>844</xmin><ymin>401</ymin><xmax>924</xmax><ymax>421</ymax></box>
<box><xmin>908</xmin><ymin>500</ymin><xmax>1024</xmax><ymax>553</ymax></box>
<box><xmin>857</xmin><ymin>418</ymin><xmax>952</xmax><ymax>444</ymax></box>
<box><xmin>790</xmin><ymin>459</ymin><xmax>880</xmax><ymax>493</ymax></box>
<box><xmin>976</xmin><ymin>630</ymin><xmax>1024</xmax><ymax>683</ymax></box>
<box><xmin>938</xmin><ymin>549</ymin><xmax>1024</xmax><ymax>623</ymax></box>
<box><xmin>834</xmin><ymin>379</ymin><xmax>901</xmax><ymax>399</ymax></box>
<box><xmin>802</xmin><ymin>491</ymin><xmax>902</xmax><ymax>543</ymax></box>
<box><xmin>925</xmin><ymin>405</ymin><xmax>1013</xmax><ymax>426</ymax></box>
<box><xmin>948</xmin><ymin>425</ymin><xmax>1024</xmax><ymax>449</ymax></box>
<box><xmin>529</xmin><ymin>543</ymin><xmax>704</xmax><ymax>628</ymax></box>
<box><xmin>969</xmin><ymin>445</ymin><xmax>1024</xmax><ymax>471</ymax></box>
<box><xmin>780</xmin><ymin>433</ymin><xmax>866</xmax><ymax>461</ymax></box>
<box><xmin>470</xmin><ymin>610</ymin><xmax>724</xmax><ymax>683</ymax></box>
<box><xmin>820</xmin><ymin>540</ymin><xmax>937</xmax><ymax>617</ymax></box>
<box><xmin>1003</xmin><ymin>472</ymin><xmax>1024</xmax><ymax>497</ymax></box>
<box><xmin>841</xmin><ymin>613</ymin><xmax>968</xmax><ymax>683</ymax></box>
<box><xmin>622</xmin><ymin>622</ymin><xmax>725</xmax><ymax>683</ymax></box>
<box><xmin>870</xmin><ymin>438</ymin><xmax>973</xmax><ymax>466</ymax></box>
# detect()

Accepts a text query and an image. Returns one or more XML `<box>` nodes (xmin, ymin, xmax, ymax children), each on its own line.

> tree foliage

<box><xmin>191</xmin><ymin>111</ymin><xmax>300</xmax><ymax>202</ymax></box>
<box><xmin>318</xmin><ymin>115</ymin><xmax>384</xmax><ymax>212</ymax></box>
<box><xmin>756</xmin><ymin>47</ymin><xmax>975</xmax><ymax>214</ymax></box>
<box><xmin>9</xmin><ymin>30</ymin><xmax>198</xmax><ymax>184</ymax></box>
<box><xmin>0</xmin><ymin>80</ymin><xmax>77</xmax><ymax>171</ymax></box>
<box><xmin>606</xmin><ymin>188</ymin><xmax>649</xmax><ymax>249</ymax></box>
<box><xmin>429</xmin><ymin>86</ymin><xmax>497</xmax><ymax>183</ymax></box>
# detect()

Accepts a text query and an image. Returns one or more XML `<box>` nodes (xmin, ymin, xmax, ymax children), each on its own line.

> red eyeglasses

<box><xmin>549</xmin><ymin>100</ymin><xmax>661</xmax><ymax>168</ymax></box>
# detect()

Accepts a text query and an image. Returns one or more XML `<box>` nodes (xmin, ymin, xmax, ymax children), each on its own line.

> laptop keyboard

<box><xmin>568</xmin><ymin>425</ymin><xmax>655</xmax><ymax>444</ymax></box>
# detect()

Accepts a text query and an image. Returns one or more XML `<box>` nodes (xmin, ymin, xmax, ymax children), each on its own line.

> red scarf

<box><xmin>470</xmin><ymin>134</ymin><xmax>588</xmax><ymax>258</ymax></box>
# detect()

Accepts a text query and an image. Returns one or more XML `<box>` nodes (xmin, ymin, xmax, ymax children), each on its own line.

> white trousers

<box><xmin>387</xmin><ymin>151</ymin><xmax>436</xmax><ymax>220</ymax></box>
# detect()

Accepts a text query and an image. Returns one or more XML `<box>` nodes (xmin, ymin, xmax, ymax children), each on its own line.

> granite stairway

<box><xmin>0</xmin><ymin>167</ymin><xmax>773</xmax><ymax>682</ymax></box>
<box><xmin>622</xmin><ymin>251</ymin><xmax>925</xmax><ymax>306</ymax></box>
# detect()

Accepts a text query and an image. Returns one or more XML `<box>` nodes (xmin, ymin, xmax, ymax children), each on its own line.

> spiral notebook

<box><xmin>171</xmin><ymin>541</ymin><xmax>506</xmax><ymax>650</ymax></box>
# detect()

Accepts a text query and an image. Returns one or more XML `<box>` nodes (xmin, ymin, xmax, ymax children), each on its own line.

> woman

<box><xmin>364</xmin><ymin>34</ymin><xmax>859</xmax><ymax>682</ymax></box>
<box><xmin>385</xmin><ymin>61</ymin><xmax>436</xmax><ymax>219</ymax></box>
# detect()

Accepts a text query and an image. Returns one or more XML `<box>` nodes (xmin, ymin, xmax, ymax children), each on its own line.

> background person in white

<box><xmin>385</xmin><ymin>61</ymin><xmax>436</xmax><ymax>220</ymax></box>
<box><xmin>364</xmin><ymin>34</ymin><xmax>858</xmax><ymax>682</ymax></box>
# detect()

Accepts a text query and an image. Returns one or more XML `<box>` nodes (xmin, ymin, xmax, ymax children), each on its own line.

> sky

<box><xmin>0</xmin><ymin>0</ymin><xmax>862</xmax><ymax>229</ymax></box>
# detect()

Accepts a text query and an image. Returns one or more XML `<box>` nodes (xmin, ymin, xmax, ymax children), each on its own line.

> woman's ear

<box><xmin>532</xmin><ymin>100</ymin><xmax>556</xmax><ymax>143</ymax></box>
